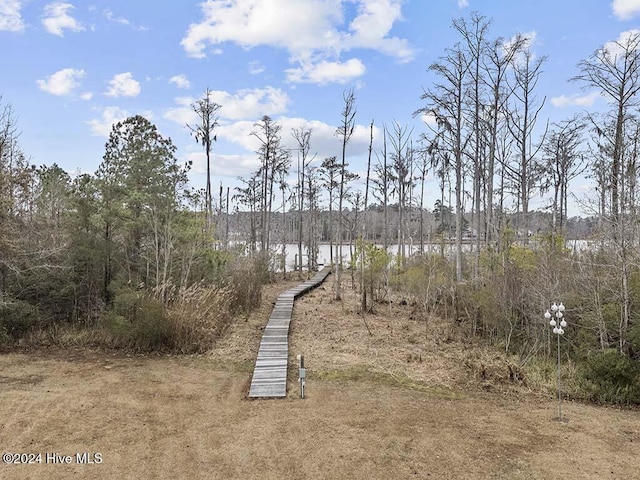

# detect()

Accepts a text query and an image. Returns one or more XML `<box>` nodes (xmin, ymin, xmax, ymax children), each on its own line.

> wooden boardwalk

<box><xmin>248</xmin><ymin>268</ymin><xmax>331</xmax><ymax>398</ymax></box>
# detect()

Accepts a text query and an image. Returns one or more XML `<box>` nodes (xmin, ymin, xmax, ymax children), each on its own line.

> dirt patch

<box><xmin>0</xmin><ymin>274</ymin><xmax>638</xmax><ymax>479</ymax></box>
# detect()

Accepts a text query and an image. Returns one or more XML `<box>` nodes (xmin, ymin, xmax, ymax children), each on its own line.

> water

<box><xmin>274</xmin><ymin>242</ymin><xmax>468</xmax><ymax>271</ymax></box>
<box><xmin>274</xmin><ymin>239</ymin><xmax>597</xmax><ymax>271</ymax></box>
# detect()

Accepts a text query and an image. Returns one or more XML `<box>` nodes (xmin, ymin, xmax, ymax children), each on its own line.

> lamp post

<box><xmin>545</xmin><ymin>302</ymin><xmax>567</xmax><ymax>421</ymax></box>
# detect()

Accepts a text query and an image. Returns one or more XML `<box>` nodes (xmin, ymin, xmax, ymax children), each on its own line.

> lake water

<box><xmin>274</xmin><ymin>239</ymin><xmax>595</xmax><ymax>271</ymax></box>
<box><xmin>274</xmin><ymin>242</ymin><xmax>467</xmax><ymax>271</ymax></box>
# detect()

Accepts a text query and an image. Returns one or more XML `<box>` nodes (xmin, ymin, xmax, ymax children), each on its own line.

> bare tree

<box><xmin>372</xmin><ymin>125</ymin><xmax>391</xmax><ymax>249</ymax></box>
<box><xmin>319</xmin><ymin>156</ymin><xmax>340</xmax><ymax>264</ymax></box>
<box><xmin>573</xmin><ymin>31</ymin><xmax>640</xmax><ymax>222</ymax></box>
<box><xmin>417</xmin><ymin>42</ymin><xmax>471</xmax><ymax>281</ymax></box>
<box><xmin>573</xmin><ymin>32</ymin><xmax>640</xmax><ymax>354</ymax></box>
<box><xmin>423</xmin><ymin>132</ymin><xmax>454</xmax><ymax>256</ymax></box>
<box><xmin>454</xmin><ymin>12</ymin><xmax>491</xmax><ymax>276</ymax></box>
<box><xmin>388</xmin><ymin>121</ymin><xmax>414</xmax><ymax>266</ymax></box>
<box><xmin>483</xmin><ymin>33</ymin><xmax>526</xmax><ymax>243</ymax></box>
<box><xmin>278</xmin><ymin>166</ymin><xmax>291</xmax><ymax>276</ymax></box>
<box><xmin>505</xmin><ymin>44</ymin><xmax>548</xmax><ymax>240</ymax></box>
<box><xmin>416</xmin><ymin>145</ymin><xmax>429</xmax><ymax>253</ymax></box>
<box><xmin>305</xmin><ymin>166</ymin><xmax>321</xmax><ymax>270</ymax></box>
<box><xmin>335</xmin><ymin>89</ymin><xmax>357</xmax><ymax>300</ymax></box>
<box><xmin>541</xmin><ymin>116</ymin><xmax>586</xmax><ymax>245</ymax></box>
<box><xmin>234</xmin><ymin>172</ymin><xmax>261</xmax><ymax>251</ymax></box>
<box><xmin>251</xmin><ymin>115</ymin><xmax>290</xmax><ymax>252</ymax></box>
<box><xmin>361</xmin><ymin>120</ymin><xmax>375</xmax><ymax>311</ymax></box>
<box><xmin>292</xmin><ymin>127</ymin><xmax>314</xmax><ymax>277</ymax></box>
<box><xmin>188</xmin><ymin>88</ymin><xmax>221</xmax><ymax>232</ymax></box>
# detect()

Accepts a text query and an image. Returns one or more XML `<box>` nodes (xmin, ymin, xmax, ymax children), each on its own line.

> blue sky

<box><xmin>1</xmin><ymin>0</ymin><xmax>639</xmax><ymax>215</ymax></box>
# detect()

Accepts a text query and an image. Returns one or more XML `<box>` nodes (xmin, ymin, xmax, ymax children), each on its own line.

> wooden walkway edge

<box><xmin>248</xmin><ymin>268</ymin><xmax>331</xmax><ymax>398</ymax></box>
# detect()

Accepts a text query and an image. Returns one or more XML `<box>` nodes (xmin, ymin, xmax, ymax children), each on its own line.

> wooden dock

<box><xmin>248</xmin><ymin>268</ymin><xmax>331</xmax><ymax>398</ymax></box>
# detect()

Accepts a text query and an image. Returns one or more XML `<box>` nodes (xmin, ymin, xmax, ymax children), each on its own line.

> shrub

<box><xmin>0</xmin><ymin>298</ymin><xmax>41</xmax><ymax>340</ymax></box>
<box><xmin>12</xmin><ymin>268</ymin><xmax>76</xmax><ymax>323</ymax></box>
<box><xmin>105</xmin><ymin>288</ymin><xmax>171</xmax><ymax>351</ymax></box>
<box><xmin>506</xmin><ymin>245</ymin><xmax>537</xmax><ymax>273</ymax></box>
<box><xmin>580</xmin><ymin>349</ymin><xmax>640</xmax><ymax>404</ymax></box>
<box><xmin>228</xmin><ymin>253</ymin><xmax>269</xmax><ymax>313</ymax></box>
<box><xmin>396</xmin><ymin>254</ymin><xmax>454</xmax><ymax>315</ymax></box>
<box><xmin>162</xmin><ymin>283</ymin><xmax>233</xmax><ymax>353</ymax></box>
<box><xmin>356</xmin><ymin>241</ymin><xmax>392</xmax><ymax>308</ymax></box>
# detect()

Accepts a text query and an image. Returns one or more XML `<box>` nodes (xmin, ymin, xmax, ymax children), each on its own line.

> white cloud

<box><xmin>80</xmin><ymin>92</ymin><xmax>93</xmax><ymax>100</ymax></box>
<box><xmin>0</xmin><ymin>0</ymin><xmax>25</xmax><ymax>32</ymax></box>
<box><xmin>169</xmin><ymin>74</ymin><xmax>191</xmax><ymax>89</ymax></box>
<box><xmin>164</xmin><ymin>86</ymin><xmax>290</xmax><ymax>126</ymax></box>
<box><xmin>286</xmin><ymin>58</ymin><xmax>366</xmax><ymax>84</ymax></box>
<box><xmin>181</xmin><ymin>0</ymin><xmax>414</xmax><ymax>84</ymax></box>
<box><xmin>344</xmin><ymin>0</ymin><xmax>413</xmax><ymax>61</ymax></box>
<box><xmin>421</xmin><ymin>112</ymin><xmax>437</xmax><ymax>127</ymax></box>
<box><xmin>604</xmin><ymin>29</ymin><xmax>640</xmax><ymax>58</ymax></box>
<box><xmin>36</xmin><ymin>67</ymin><xmax>85</xmax><ymax>96</ymax></box>
<box><xmin>103</xmin><ymin>8</ymin><xmax>147</xmax><ymax>31</ymax></box>
<box><xmin>105</xmin><ymin>72</ymin><xmax>141</xmax><ymax>97</ymax></box>
<box><xmin>282</xmin><ymin>117</ymin><xmax>379</xmax><ymax>158</ymax></box>
<box><xmin>210</xmin><ymin>87</ymin><xmax>289</xmax><ymax>120</ymax></box>
<box><xmin>520</xmin><ymin>30</ymin><xmax>537</xmax><ymax>50</ymax></box>
<box><xmin>551</xmin><ymin>91</ymin><xmax>601</xmax><ymax>107</ymax></box>
<box><xmin>217</xmin><ymin>116</ymin><xmax>381</xmax><ymax>163</ymax></box>
<box><xmin>457</xmin><ymin>0</ymin><xmax>469</xmax><ymax>7</ymax></box>
<box><xmin>86</xmin><ymin>106</ymin><xmax>129</xmax><ymax>136</ymax></box>
<box><xmin>173</xmin><ymin>114</ymin><xmax>384</xmax><ymax>183</ymax></box>
<box><xmin>164</xmin><ymin>97</ymin><xmax>199</xmax><ymax>126</ymax></box>
<box><xmin>185</xmin><ymin>150</ymin><xmax>260</xmax><ymax>177</ymax></box>
<box><xmin>248</xmin><ymin>61</ymin><xmax>265</xmax><ymax>75</ymax></box>
<box><xmin>503</xmin><ymin>30</ymin><xmax>537</xmax><ymax>53</ymax></box>
<box><xmin>504</xmin><ymin>30</ymin><xmax>538</xmax><ymax>66</ymax></box>
<box><xmin>103</xmin><ymin>8</ymin><xmax>130</xmax><ymax>26</ymax></box>
<box><xmin>42</xmin><ymin>2</ymin><xmax>85</xmax><ymax>37</ymax></box>
<box><xmin>612</xmin><ymin>0</ymin><xmax>640</xmax><ymax>20</ymax></box>
<box><xmin>181</xmin><ymin>0</ymin><xmax>345</xmax><ymax>58</ymax></box>
<box><xmin>215</xmin><ymin>120</ymin><xmax>257</xmax><ymax>151</ymax></box>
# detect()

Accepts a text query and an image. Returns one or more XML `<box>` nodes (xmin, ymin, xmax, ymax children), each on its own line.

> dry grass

<box><xmin>290</xmin><ymin>281</ymin><xmax>530</xmax><ymax>397</ymax></box>
<box><xmin>163</xmin><ymin>283</ymin><xmax>234</xmax><ymax>353</ymax></box>
<box><xmin>0</xmin><ymin>273</ymin><xmax>638</xmax><ymax>479</ymax></box>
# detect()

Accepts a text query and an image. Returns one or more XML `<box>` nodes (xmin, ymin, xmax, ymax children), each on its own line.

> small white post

<box><xmin>297</xmin><ymin>354</ymin><xmax>305</xmax><ymax>399</ymax></box>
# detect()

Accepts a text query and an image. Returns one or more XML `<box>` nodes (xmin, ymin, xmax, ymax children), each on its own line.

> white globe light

<box><xmin>551</xmin><ymin>303</ymin><xmax>558</xmax><ymax>312</ymax></box>
<box><xmin>553</xmin><ymin>327</ymin><xmax>559</xmax><ymax>334</ymax></box>
<box><xmin>558</xmin><ymin>328</ymin><xmax>564</xmax><ymax>335</ymax></box>
<box><xmin>559</xmin><ymin>303</ymin><xmax>565</xmax><ymax>312</ymax></box>
<box><xmin>544</xmin><ymin>311</ymin><xmax>551</xmax><ymax>319</ymax></box>
<box><xmin>550</xmin><ymin>319</ymin><xmax>557</xmax><ymax>327</ymax></box>
<box><xmin>556</xmin><ymin>311</ymin><xmax>563</xmax><ymax>318</ymax></box>
<box><xmin>560</xmin><ymin>320</ymin><xmax>567</xmax><ymax>328</ymax></box>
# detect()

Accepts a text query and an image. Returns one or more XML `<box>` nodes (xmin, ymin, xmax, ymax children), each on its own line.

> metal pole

<box><xmin>546</xmin><ymin>302</ymin><xmax>566</xmax><ymax>422</ymax></box>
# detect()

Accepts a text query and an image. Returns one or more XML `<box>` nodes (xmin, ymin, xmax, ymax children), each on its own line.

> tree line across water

<box><xmin>1</xmin><ymin>12</ymin><xmax>639</xmax><ymax>403</ymax></box>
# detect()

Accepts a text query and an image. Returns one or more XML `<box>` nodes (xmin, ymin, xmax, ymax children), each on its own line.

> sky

<box><xmin>1</xmin><ymin>0</ymin><xmax>639</xmax><ymax>216</ymax></box>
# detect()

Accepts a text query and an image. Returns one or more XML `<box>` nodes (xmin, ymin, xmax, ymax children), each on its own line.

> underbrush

<box><xmin>161</xmin><ymin>283</ymin><xmax>234</xmax><ymax>353</ymax></box>
<box><xmin>578</xmin><ymin>349</ymin><xmax>640</xmax><ymax>404</ymax></box>
<box><xmin>390</xmin><ymin>246</ymin><xmax>640</xmax><ymax>406</ymax></box>
<box><xmin>4</xmin><ymin>253</ymin><xmax>271</xmax><ymax>354</ymax></box>
<box><xmin>0</xmin><ymin>298</ymin><xmax>42</xmax><ymax>343</ymax></box>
